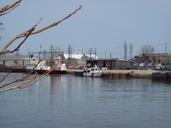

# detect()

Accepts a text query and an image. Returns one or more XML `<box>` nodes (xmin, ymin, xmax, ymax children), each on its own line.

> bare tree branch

<box><xmin>0</xmin><ymin>73</ymin><xmax>10</xmax><ymax>83</ymax></box>
<box><xmin>0</xmin><ymin>19</ymin><xmax>42</xmax><ymax>55</ymax></box>
<box><xmin>0</xmin><ymin>4</ymin><xmax>82</xmax><ymax>93</ymax></box>
<box><xmin>0</xmin><ymin>60</ymin><xmax>41</xmax><ymax>88</ymax></box>
<box><xmin>18</xmin><ymin>65</ymin><xmax>57</xmax><ymax>89</ymax></box>
<box><xmin>0</xmin><ymin>65</ymin><xmax>58</xmax><ymax>93</ymax></box>
<box><xmin>0</xmin><ymin>85</ymin><xmax>18</xmax><ymax>93</ymax></box>
<box><xmin>0</xmin><ymin>0</ymin><xmax>22</xmax><ymax>16</ymax></box>
<box><xmin>28</xmin><ymin>5</ymin><xmax>82</xmax><ymax>36</ymax></box>
<box><xmin>2</xmin><ymin>5</ymin><xmax>82</xmax><ymax>51</ymax></box>
<box><xmin>0</xmin><ymin>73</ymin><xmax>37</xmax><ymax>89</ymax></box>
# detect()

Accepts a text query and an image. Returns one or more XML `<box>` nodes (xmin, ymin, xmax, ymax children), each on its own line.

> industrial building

<box><xmin>86</xmin><ymin>59</ymin><xmax>129</xmax><ymax>70</ymax></box>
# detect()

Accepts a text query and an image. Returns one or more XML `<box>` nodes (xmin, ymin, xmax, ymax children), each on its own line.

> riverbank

<box><xmin>0</xmin><ymin>66</ymin><xmax>169</xmax><ymax>80</ymax></box>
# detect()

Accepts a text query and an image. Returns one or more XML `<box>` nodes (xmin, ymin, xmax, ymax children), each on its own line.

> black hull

<box><xmin>152</xmin><ymin>72</ymin><xmax>171</xmax><ymax>81</ymax></box>
<box><xmin>0</xmin><ymin>66</ymin><xmax>66</xmax><ymax>74</ymax></box>
<box><xmin>74</xmin><ymin>71</ymin><xmax>84</xmax><ymax>77</ymax></box>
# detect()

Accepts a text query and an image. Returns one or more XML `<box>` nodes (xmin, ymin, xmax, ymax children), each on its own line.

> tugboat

<box><xmin>26</xmin><ymin>56</ymin><xmax>67</xmax><ymax>74</ymax></box>
<box><xmin>83</xmin><ymin>63</ymin><xmax>102</xmax><ymax>77</ymax></box>
<box><xmin>0</xmin><ymin>56</ymin><xmax>67</xmax><ymax>74</ymax></box>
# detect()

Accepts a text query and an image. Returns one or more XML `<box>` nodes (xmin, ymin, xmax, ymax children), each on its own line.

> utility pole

<box><xmin>110</xmin><ymin>53</ymin><xmax>112</xmax><ymax>59</ymax></box>
<box><xmin>129</xmin><ymin>43</ymin><xmax>133</xmax><ymax>59</ymax></box>
<box><xmin>0</xmin><ymin>23</ymin><xmax>4</xmax><ymax>40</ymax></box>
<box><xmin>165</xmin><ymin>42</ymin><xmax>168</xmax><ymax>54</ymax></box>
<box><xmin>68</xmin><ymin>45</ymin><xmax>72</xmax><ymax>59</ymax></box>
<box><xmin>105</xmin><ymin>51</ymin><xmax>106</xmax><ymax>59</ymax></box>
<box><xmin>124</xmin><ymin>42</ymin><xmax>127</xmax><ymax>61</ymax></box>
<box><xmin>68</xmin><ymin>45</ymin><xmax>72</xmax><ymax>66</ymax></box>
<box><xmin>81</xmin><ymin>48</ymin><xmax>83</xmax><ymax>54</ymax></box>
<box><xmin>94</xmin><ymin>48</ymin><xmax>96</xmax><ymax>59</ymax></box>
<box><xmin>165</xmin><ymin>42</ymin><xmax>170</xmax><ymax>63</ymax></box>
<box><xmin>89</xmin><ymin>48</ymin><xmax>92</xmax><ymax>59</ymax></box>
<box><xmin>50</xmin><ymin>45</ymin><xmax>53</xmax><ymax>66</ymax></box>
<box><xmin>39</xmin><ymin>45</ymin><xmax>42</xmax><ymax>59</ymax></box>
<box><xmin>43</xmin><ymin>49</ymin><xmax>46</xmax><ymax>60</ymax></box>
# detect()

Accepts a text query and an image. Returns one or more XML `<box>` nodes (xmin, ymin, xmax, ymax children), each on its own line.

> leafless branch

<box><xmin>28</xmin><ymin>5</ymin><xmax>82</xmax><ymax>36</ymax></box>
<box><xmin>0</xmin><ymin>73</ymin><xmax>10</xmax><ymax>83</ymax></box>
<box><xmin>18</xmin><ymin>65</ymin><xmax>57</xmax><ymax>89</ymax></box>
<box><xmin>2</xmin><ymin>5</ymin><xmax>82</xmax><ymax>51</ymax></box>
<box><xmin>0</xmin><ymin>65</ymin><xmax>57</xmax><ymax>93</ymax></box>
<box><xmin>0</xmin><ymin>0</ymin><xmax>22</xmax><ymax>16</ymax></box>
<box><xmin>0</xmin><ymin>60</ymin><xmax>41</xmax><ymax>88</ymax></box>
<box><xmin>0</xmin><ymin>4</ymin><xmax>82</xmax><ymax>93</ymax></box>
<box><xmin>0</xmin><ymin>19</ymin><xmax>42</xmax><ymax>55</ymax></box>
<box><xmin>0</xmin><ymin>85</ymin><xmax>18</xmax><ymax>93</ymax></box>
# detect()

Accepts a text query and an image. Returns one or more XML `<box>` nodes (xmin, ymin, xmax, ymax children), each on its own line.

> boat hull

<box><xmin>83</xmin><ymin>72</ymin><xmax>102</xmax><ymax>77</ymax></box>
<box><xmin>0</xmin><ymin>66</ymin><xmax>66</xmax><ymax>74</ymax></box>
<box><xmin>74</xmin><ymin>71</ymin><xmax>84</xmax><ymax>77</ymax></box>
<box><xmin>152</xmin><ymin>72</ymin><xmax>171</xmax><ymax>81</ymax></box>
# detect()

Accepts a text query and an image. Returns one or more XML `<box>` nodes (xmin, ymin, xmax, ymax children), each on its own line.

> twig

<box><xmin>0</xmin><ymin>0</ymin><xmax>22</xmax><ymax>16</ymax></box>
<box><xmin>0</xmin><ymin>86</ymin><xmax>18</xmax><ymax>93</ymax></box>
<box><xmin>0</xmin><ymin>19</ymin><xmax>42</xmax><ymax>55</ymax></box>
<box><xmin>0</xmin><ymin>60</ymin><xmax>41</xmax><ymax>88</ymax></box>
<box><xmin>0</xmin><ymin>65</ymin><xmax>57</xmax><ymax>93</ymax></box>
<box><xmin>27</xmin><ymin>5</ymin><xmax>82</xmax><ymax>36</ymax></box>
<box><xmin>0</xmin><ymin>73</ymin><xmax>10</xmax><ymax>83</ymax></box>
<box><xmin>18</xmin><ymin>65</ymin><xmax>57</xmax><ymax>89</ymax></box>
<box><xmin>2</xmin><ymin>5</ymin><xmax>82</xmax><ymax>50</ymax></box>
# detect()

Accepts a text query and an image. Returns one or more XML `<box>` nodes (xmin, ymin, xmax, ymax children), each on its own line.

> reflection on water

<box><xmin>0</xmin><ymin>75</ymin><xmax>171</xmax><ymax>128</ymax></box>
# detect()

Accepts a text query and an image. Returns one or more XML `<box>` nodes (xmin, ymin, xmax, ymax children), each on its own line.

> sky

<box><xmin>0</xmin><ymin>0</ymin><xmax>171</xmax><ymax>59</ymax></box>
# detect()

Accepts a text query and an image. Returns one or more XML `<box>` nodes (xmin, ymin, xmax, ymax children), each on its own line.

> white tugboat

<box><xmin>83</xmin><ymin>64</ymin><xmax>102</xmax><ymax>77</ymax></box>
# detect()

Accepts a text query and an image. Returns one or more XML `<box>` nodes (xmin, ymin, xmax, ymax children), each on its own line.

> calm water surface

<box><xmin>0</xmin><ymin>75</ymin><xmax>171</xmax><ymax>128</ymax></box>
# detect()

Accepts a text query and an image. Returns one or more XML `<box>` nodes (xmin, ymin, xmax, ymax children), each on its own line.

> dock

<box><xmin>66</xmin><ymin>69</ymin><xmax>157</xmax><ymax>79</ymax></box>
<box><xmin>102</xmin><ymin>70</ymin><xmax>156</xmax><ymax>79</ymax></box>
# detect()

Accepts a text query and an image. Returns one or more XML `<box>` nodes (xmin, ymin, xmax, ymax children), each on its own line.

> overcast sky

<box><xmin>1</xmin><ymin>0</ymin><xmax>171</xmax><ymax>59</ymax></box>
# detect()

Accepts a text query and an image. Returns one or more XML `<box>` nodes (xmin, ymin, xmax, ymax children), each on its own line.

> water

<box><xmin>0</xmin><ymin>75</ymin><xmax>171</xmax><ymax>128</ymax></box>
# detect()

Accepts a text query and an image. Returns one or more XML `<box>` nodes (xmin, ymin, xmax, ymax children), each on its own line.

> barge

<box><xmin>152</xmin><ymin>72</ymin><xmax>171</xmax><ymax>81</ymax></box>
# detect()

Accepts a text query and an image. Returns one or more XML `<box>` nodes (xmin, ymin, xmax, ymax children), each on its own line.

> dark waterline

<box><xmin>0</xmin><ymin>75</ymin><xmax>171</xmax><ymax>128</ymax></box>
